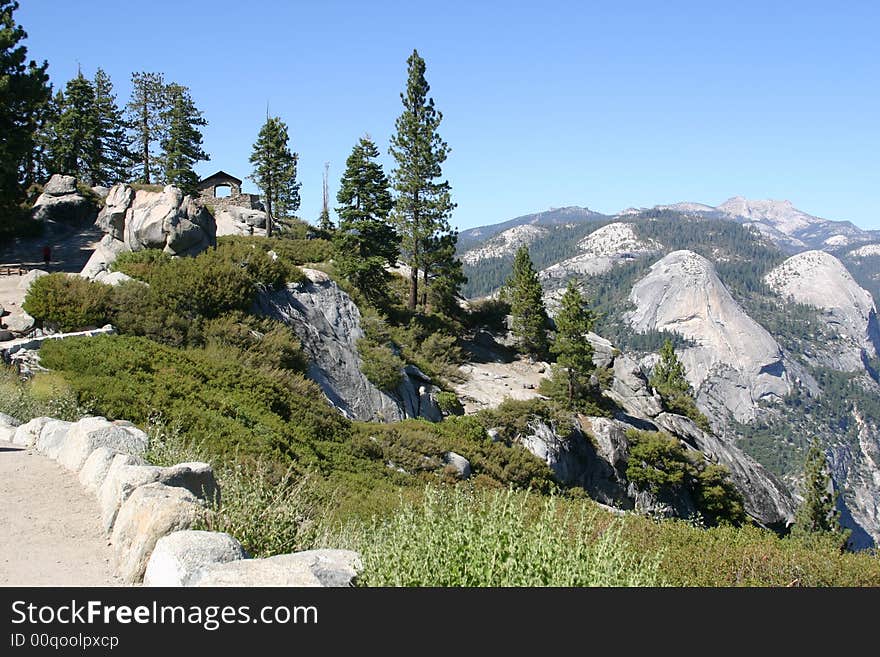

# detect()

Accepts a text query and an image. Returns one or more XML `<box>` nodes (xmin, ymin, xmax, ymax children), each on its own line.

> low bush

<box><xmin>22</xmin><ymin>274</ymin><xmax>114</xmax><ymax>332</ymax></box>
<box><xmin>333</xmin><ymin>486</ymin><xmax>662</xmax><ymax>586</ymax></box>
<box><xmin>357</xmin><ymin>338</ymin><xmax>404</xmax><ymax>391</ymax></box>
<box><xmin>0</xmin><ymin>367</ymin><xmax>92</xmax><ymax>422</ymax></box>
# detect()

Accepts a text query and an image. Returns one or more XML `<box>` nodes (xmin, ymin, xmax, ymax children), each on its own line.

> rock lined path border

<box><xmin>0</xmin><ymin>441</ymin><xmax>119</xmax><ymax>586</ymax></box>
<box><xmin>0</xmin><ymin>414</ymin><xmax>361</xmax><ymax>587</ymax></box>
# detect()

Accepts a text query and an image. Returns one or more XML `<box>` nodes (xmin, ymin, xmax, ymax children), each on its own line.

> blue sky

<box><xmin>17</xmin><ymin>0</ymin><xmax>880</xmax><ymax>230</ymax></box>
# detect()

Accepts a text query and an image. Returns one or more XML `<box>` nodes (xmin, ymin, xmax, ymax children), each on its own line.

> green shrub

<box><xmin>22</xmin><ymin>273</ymin><xmax>114</xmax><ymax>331</ymax></box>
<box><xmin>436</xmin><ymin>391</ymin><xmax>463</xmax><ymax>416</ymax></box>
<box><xmin>466</xmin><ymin>297</ymin><xmax>511</xmax><ymax>332</ymax></box>
<box><xmin>217</xmin><ymin>235</ymin><xmax>334</xmax><ymax>266</ymax></box>
<box><xmin>625</xmin><ymin>429</ymin><xmax>745</xmax><ymax>526</ymax></box>
<box><xmin>0</xmin><ymin>367</ymin><xmax>92</xmax><ymax>422</ymax></box>
<box><xmin>357</xmin><ymin>338</ymin><xmax>404</xmax><ymax>391</ymax></box>
<box><xmin>112</xmin><ymin>250</ymin><xmax>173</xmax><ymax>283</ymax></box>
<box><xmin>332</xmin><ymin>486</ymin><xmax>662</xmax><ymax>586</ymax></box>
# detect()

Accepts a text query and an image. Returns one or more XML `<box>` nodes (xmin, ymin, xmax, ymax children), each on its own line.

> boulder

<box><xmin>34</xmin><ymin>419</ymin><xmax>73</xmax><ymax>459</ymax></box>
<box><xmin>91</xmin><ymin>185</ymin><xmax>111</xmax><ymax>199</ymax></box>
<box><xmin>256</xmin><ymin>272</ymin><xmax>443</xmax><ymax>422</ymax></box>
<box><xmin>191</xmin><ymin>549</ymin><xmax>362</xmax><ymax>587</ymax></box>
<box><xmin>58</xmin><ymin>417</ymin><xmax>149</xmax><ymax>472</ymax></box>
<box><xmin>78</xmin><ymin>446</ymin><xmax>122</xmax><ymax>494</ymax></box>
<box><xmin>11</xmin><ymin>416</ymin><xmax>52</xmax><ymax>447</ymax></box>
<box><xmin>17</xmin><ymin>269</ymin><xmax>48</xmax><ymax>291</ymax></box>
<box><xmin>143</xmin><ymin>531</ymin><xmax>248</xmax><ymax>586</ymax></box>
<box><xmin>92</xmin><ymin>271</ymin><xmax>135</xmax><ymax>286</ymax></box>
<box><xmin>56</xmin><ymin>416</ymin><xmax>148</xmax><ymax>473</ymax></box>
<box><xmin>0</xmin><ymin>329</ymin><xmax>14</xmax><ymax>341</ymax></box>
<box><xmin>97</xmin><ymin>454</ymin><xmax>147</xmax><ymax>532</ymax></box>
<box><xmin>31</xmin><ymin>174</ymin><xmax>99</xmax><ymax>224</ymax></box>
<box><xmin>100</xmin><ymin>461</ymin><xmax>217</xmax><ymax>534</ymax></box>
<box><xmin>606</xmin><ymin>354</ymin><xmax>663</xmax><ymax>418</ymax></box>
<box><xmin>214</xmin><ymin>206</ymin><xmax>267</xmax><ymax>237</ymax></box>
<box><xmin>3</xmin><ymin>312</ymin><xmax>34</xmax><ymax>333</ymax></box>
<box><xmin>442</xmin><ymin>451</ymin><xmax>471</xmax><ymax>479</ymax></box>
<box><xmin>586</xmin><ymin>332</ymin><xmax>616</xmax><ymax>369</ymax></box>
<box><xmin>86</xmin><ymin>183</ymin><xmax>216</xmax><ymax>279</ymax></box>
<box><xmin>110</xmin><ymin>483</ymin><xmax>206</xmax><ymax>584</ymax></box>
<box><xmin>80</xmin><ymin>235</ymin><xmax>130</xmax><ymax>279</ymax></box>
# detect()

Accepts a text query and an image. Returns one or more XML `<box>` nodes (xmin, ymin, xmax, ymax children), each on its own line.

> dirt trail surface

<box><xmin>0</xmin><ymin>441</ymin><xmax>120</xmax><ymax>586</ymax></box>
<box><xmin>1</xmin><ymin>221</ymin><xmax>102</xmax><ymax>329</ymax></box>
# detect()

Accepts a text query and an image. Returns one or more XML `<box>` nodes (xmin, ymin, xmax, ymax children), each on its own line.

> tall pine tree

<box><xmin>0</xmin><ymin>0</ymin><xmax>50</xmax><ymax>217</ymax></box>
<box><xmin>505</xmin><ymin>245</ymin><xmax>549</xmax><ymax>358</ymax></box>
<box><xmin>551</xmin><ymin>280</ymin><xmax>596</xmax><ymax>403</ymax></box>
<box><xmin>389</xmin><ymin>49</ymin><xmax>457</xmax><ymax>312</ymax></box>
<box><xmin>48</xmin><ymin>71</ymin><xmax>99</xmax><ymax>180</ymax></box>
<box><xmin>792</xmin><ymin>438</ymin><xmax>847</xmax><ymax>545</ymax></box>
<box><xmin>91</xmin><ymin>68</ymin><xmax>132</xmax><ymax>186</ymax></box>
<box><xmin>126</xmin><ymin>71</ymin><xmax>166</xmax><ymax>184</ymax></box>
<box><xmin>650</xmin><ymin>339</ymin><xmax>691</xmax><ymax>397</ymax></box>
<box><xmin>160</xmin><ymin>83</ymin><xmax>208</xmax><ymax>195</ymax></box>
<box><xmin>249</xmin><ymin>115</ymin><xmax>300</xmax><ymax>238</ymax></box>
<box><xmin>333</xmin><ymin>136</ymin><xmax>398</xmax><ymax>304</ymax></box>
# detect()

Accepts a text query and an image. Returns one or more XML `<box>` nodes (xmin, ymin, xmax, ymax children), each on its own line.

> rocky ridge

<box><xmin>541</xmin><ymin>222</ymin><xmax>661</xmax><ymax>280</ymax></box>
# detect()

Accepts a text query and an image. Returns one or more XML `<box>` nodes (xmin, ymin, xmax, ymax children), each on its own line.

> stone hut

<box><xmin>196</xmin><ymin>170</ymin><xmax>263</xmax><ymax>211</ymax></box>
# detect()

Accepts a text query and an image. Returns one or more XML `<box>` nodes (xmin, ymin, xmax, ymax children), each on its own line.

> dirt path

<box><xmin>0</xmin><ymin>441</ymin><xmax>120</xmax><ymax>586</ymax></box>
<box><xmin>0</xmin><ymin>221</ymin><xmax>102</xmax><ymax>330</ymax></box>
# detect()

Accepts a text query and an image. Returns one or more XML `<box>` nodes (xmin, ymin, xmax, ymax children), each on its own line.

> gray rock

<box><xmin>0</xmin><ymin>329</ymin><xmax>14</xmax><ymax>341</ymax></box>
<box><xmin>96</xmin><ymin>184</ymin><xmax>134</xmax><ymax>241</ymax></box>
<box><xmin>99</xmin><ymin>461</ymin><xmax>217</xmax><ymax>534</ymax></box>
<box><xmin>652</xmin><ymin>412</ymin><xmax>796</xmax><ymax>529</ymax></box>
<box><xmin>214</xmin><ymin>206</ymin><xmax>267</xmax><ymax>237</ymax></box>
<box><xmin>92</xmin><ymin>270</ymin><xmax>135</xmax><ymax>286</ymax></box>
<box><xmin>110</xmin><ymin>483</ymin><xmax>206</xmax><ymax>584</ymax></box>
<box><xmin>765</xmin><ymin>250</ymin><xmax>880</xmax><ymax>371</ymax></box>
<box><xmin>3</xmin><ymin>313</ymin><xmax>34</xmax><ymax>333</ymax></box>
<box><xmin>17</xmin><ymin>269</ymin><xmax>48</xmax><ymax>291</ymax></box>
<box><xmin>56</xmin><ymin>416</ymin><xmax>148</xmax><ymax>473</ymax></box>
<box><xmin>78</xmin><ymin>446</ymin><xmax>122</xmax><ymax>494</ymax></box>
<box><xmin>0</xmin><ymin>412</ymin><xmax>21</xmax><ymax>428</ymax></box>
<box><xmin>586</xmin><ymin>331</ymin><xmax>616</xmax><ymax>369</ymax></box>
<box><xmin>91</xmin><ymin>185</ymin><xmax>111</xmax><ymax>199</ymax></box>
<box><xmin>32</xmin><ymin>174</ymin><xmax>98</xmax><ymax>224</ymax></box>
<box><xmin>11</xmin><ymin>416</ymin><xmax>52</xmax><ymax>447</ymax></box>
<box><xmin>606</xmin><ymin>354</ymin><xmax>663</xmax><ymax>418</ymax></box>
<box><xmin>191</xmin><ymin>549</ymin><xmax>362</xmax><ymax>587</ymax></box>
<box><xmin>43</xmin><ymin>174</ymin><xmax>77</xmax><ymax>196</ymax></box>
<box><xmin>442</xmin><ymin>451</ymin><xmax>471</xmax><ymax>479</ymax></box>
<box><xmin>143</xmin><ymin>530</ymin><xmax>248</xmax><ymax>586</ymax></box>
<box><xmin>627</xmin><ymin>250</ymin><xmax>791</xmax><ymax>422</ymax></box>
<box><xmin>256</xmin><ymin>269</ymin><xmax>442</xmax><ymax>422</ymax></box>
<box><xmin>34</xmin><ymin>419</ymin><xmax>73</xmax><ymax>459</ymax></box>
<box><xmin>80</xmin><ymin>235</ymin><xmax>129</xmax><ymax>279</ymax></box>
<box><xmin>486</xmin><ymin>427</ymin><xmax>502</xmax><ymax>442</ymax></box>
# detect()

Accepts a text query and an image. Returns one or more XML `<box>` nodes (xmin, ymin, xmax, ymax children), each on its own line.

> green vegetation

<box><xmin>0</xmin><ymin>0</ymin><xmax>51</xmax><ymax>236</ymax></box>
<box><xmin>551</xmin><ymin>280</ymin><xmax>596</xmax><ymax>404</ymax></box>
<box><xmin>389</xmin><ymin>49</ymin><xmax>460</xmax><ymax>313</ymax></box>
<box><xmin>333</xmin><ymin>136</ymin><xmax>398</xmax><ymax>305</ymax></box>
<box><xmin>249</xmin><ymin>115</ymin><xmax>300</xmax><ymax>237</ymax></box>
<box><xmin>504</xmin><ymin>245</ymin><xmax>549</xmax><ymax>358</ymax></box>
<box><xmin>22</xmin><ymin>273</ymin><xmax>114</xmax><ymax>332</ymax></box>
<box><xmin>792</xmin><ymin>438</ymin><xmax>848</xmax><ymax>547</ymax></box>
<box><xmin>0</xmin><ymin>368</ymin><xmax>92</xmax><ymax>422</ymax></box>
<box><xmin>625</xmin><ymin>429</ymin><xmax>746</xmax><ymax>526</ymax></box>
<box><xmin>335</xmin><ymin>487</ymin><xmax>661</xmax><ymax>586</ymax></box>
<box><xmin>650</xmin><ymin>339</ymin><xmax>711</xmax><ymax>431</ymax></box>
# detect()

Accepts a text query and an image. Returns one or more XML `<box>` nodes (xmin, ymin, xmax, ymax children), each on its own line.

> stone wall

<box><xmin>0</xmin><ymin>413</ymin><xmax>361</xmax><ymax>587</ymax></box>
<box><xmin>199</xmin><ymin>192</ymin><xmax>264</xmax><ymax>212</ymax></box>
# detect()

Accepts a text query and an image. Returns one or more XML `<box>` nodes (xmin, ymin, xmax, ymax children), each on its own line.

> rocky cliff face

<box><xmin>81</xmin><ymin>183</ymin><xmax>216</xmax><ymax>278</ymax></box>
<box><xmin>461</xmin><ymin>224</ymin><xmax>548</xmax><ymax>264</ymax></box>
<box><xmin>627</xmin><ymin>250</ymin><xmax>791</xmax><ymax>422</ymax></box>
<box><xmin>765</xmin><ymin>250</ymin><xmax>880</xmax><ymax>371</ymax></box>
<box><xmin>255</xmin><ymin>269</ymin><xmax>441</xmax><ymax>423</ymax></box>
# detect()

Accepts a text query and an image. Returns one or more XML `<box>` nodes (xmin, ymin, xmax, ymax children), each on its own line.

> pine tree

<box><xmin>318</xmin><ymin>161</ymin><xmax>334</xmax><ymax>232</ymax></box>
<box><xmin>126</xmin><ymin>71</ymin><xmax>166</xmax><ymax>184</ymax></box>
<box><xmin>91</xmin><ymin>68</ymin><xmax>133</xmax><ymax>186</ymax></box>
<box><xmin>792</xmin><ymin>438</ymin><xmax>845</xmax><ymax>541</ymax></box>
<box><xmin>0</xmin><ymin>0</ymin><xmax>51</xmax><ymax>214</ymax></box>
<box><xmin>47</xmin><ymin>71</ymin><xmax>99</xmax><ymax>180</ymax></box>
<box><xmin>505</xmin><ymin>245</ymin><xmax>549</xmax><ymax>358</ymax></box>
<box><xmin>249</xmin><ymin>115</ymin><xmax>300</xmax><ymax>238</ymax></box>
<box><xmin>424</xmin><ymin>229</ymin><xmax>466</xmax><ymax>316</ymax></box>
<box><xmin>389</xmin><ymin>49</ymin><xmax>457</xmax><ymax>312</ymax></box>
<box><xmin>551</xmin><ymin>280</ymin><xmax>596</xmax><ymax>403</ymax></box>
<box><xmin>651</xmin><ymin>338</ymin><xmax>691</xmax><ymax>397</ymax></box>
<box><xmin>160</xmin><ymin>83</ymin><xmax>208</xmax><ymax>195</ymax></box>
<box><xmin>333</xmin><ymin>136</ymin><xmax>398</xmax><ymax>304</ymax></box>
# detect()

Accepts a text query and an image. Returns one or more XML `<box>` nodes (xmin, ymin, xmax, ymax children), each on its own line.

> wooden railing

<box><xmin>0</xmin><ymin>264</ymin><xmax>28</xmax><ymax>276</ymax></box>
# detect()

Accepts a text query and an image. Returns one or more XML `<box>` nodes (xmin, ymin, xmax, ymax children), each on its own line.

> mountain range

<box><xmin>456</xmin><ymin>198</ymin><xmax>880</xmax><ymax>548</ymax></box>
